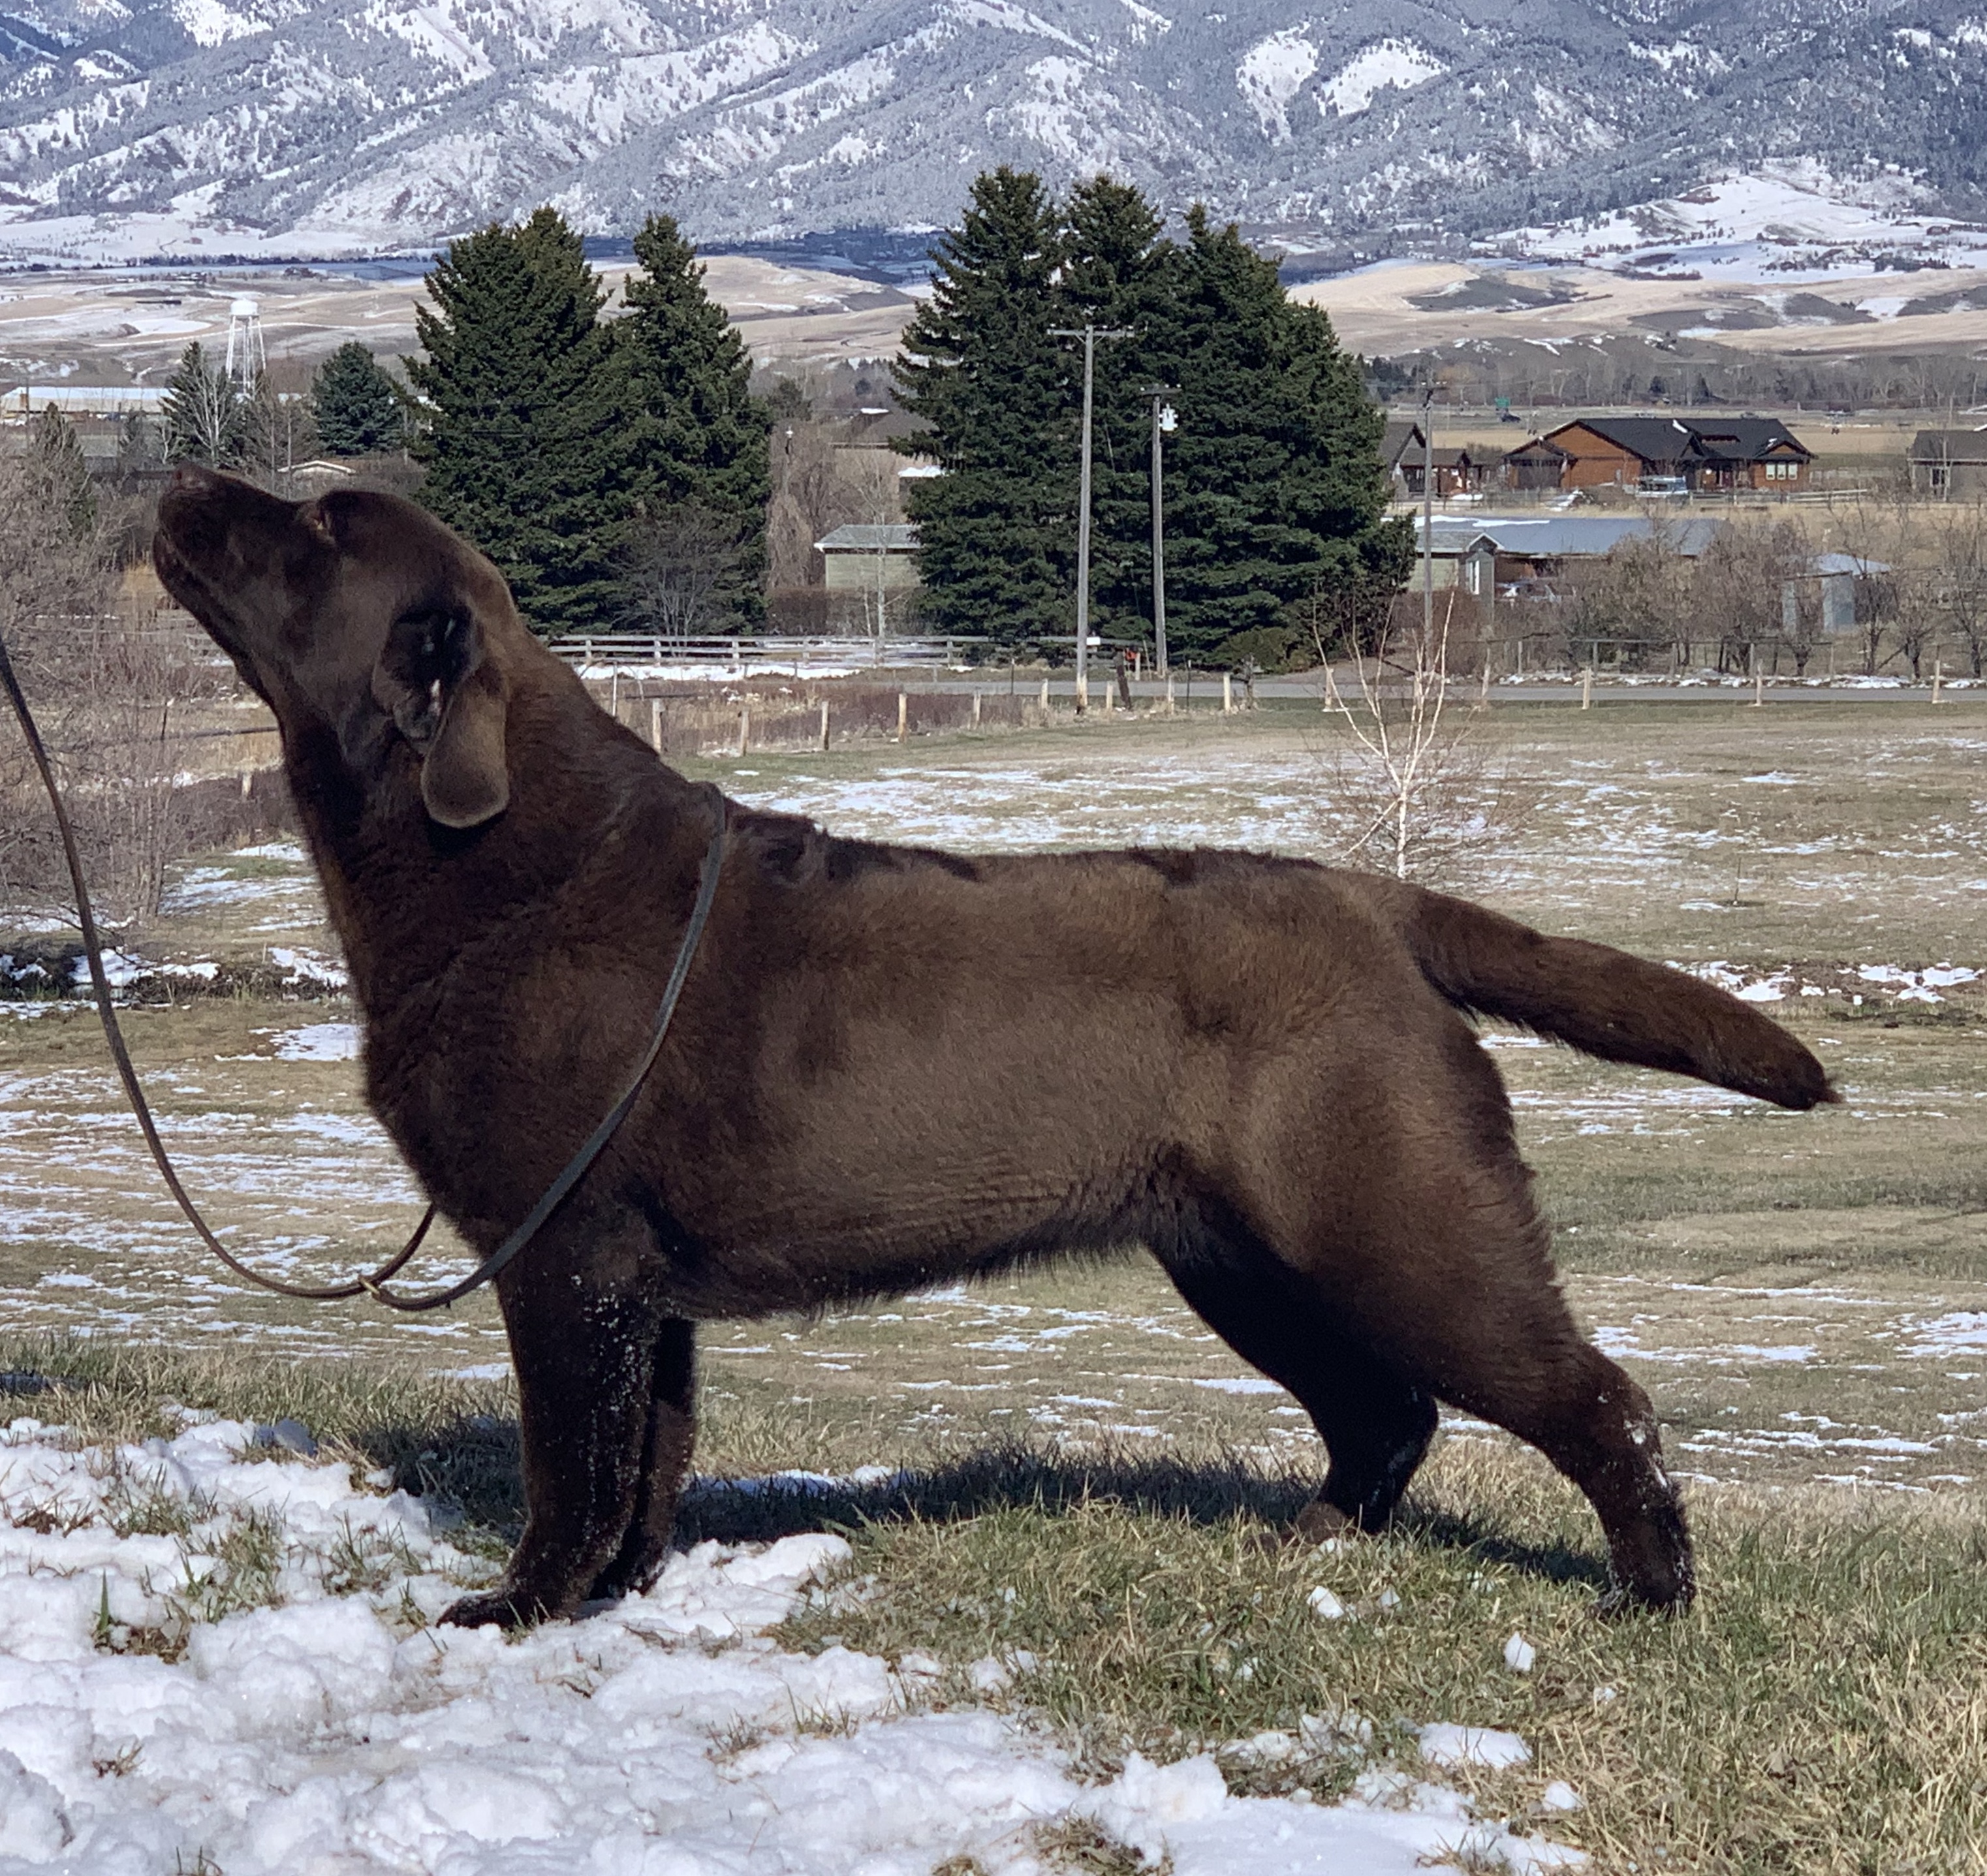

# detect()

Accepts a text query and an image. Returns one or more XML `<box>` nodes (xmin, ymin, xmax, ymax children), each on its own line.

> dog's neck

<box><xmin>279</xmin><ymin>665</ymin><xmax>707</xmax><ymax>1019</ymax></box>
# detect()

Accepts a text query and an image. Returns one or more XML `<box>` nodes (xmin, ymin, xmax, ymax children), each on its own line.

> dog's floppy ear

<box><xmin>370</xmin><ymin>600</ymin><xmax>510</xmax><ymax>829</ymax></box>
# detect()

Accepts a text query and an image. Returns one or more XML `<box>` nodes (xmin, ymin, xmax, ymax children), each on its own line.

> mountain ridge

<box><xmin>1</xmin><ymin>1</ymin><xmax>1984</xmax><ymax>260</ymax></box>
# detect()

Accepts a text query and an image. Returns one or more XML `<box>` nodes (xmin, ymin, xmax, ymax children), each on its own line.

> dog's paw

<box><xmin>438</xmin><ymin>1589</ymin><xmax>540</xmax><ymax>1631</ymax></box>
<box><xmin>1291</xmin><ymin>1501</ymin><xmax>1359</xmax><ymax>1546</ymax></box>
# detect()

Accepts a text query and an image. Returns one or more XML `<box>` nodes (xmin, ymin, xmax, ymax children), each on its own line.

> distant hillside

<box><xmin>2</xmin><ymin>1</ymin><xmax>1986</xmax><ymax>259</ymax></box>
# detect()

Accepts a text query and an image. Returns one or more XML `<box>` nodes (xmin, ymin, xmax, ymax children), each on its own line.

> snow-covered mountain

<box><xmin>2</xmin><ymin>0</ymin><xmax>1986</xmax><ymax>260</ymax></box>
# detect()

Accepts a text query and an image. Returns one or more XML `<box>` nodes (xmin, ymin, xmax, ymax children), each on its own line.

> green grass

<box><xmin>6</xmin><ymin>1336</ymin><xmax>1981</xmax><ymax>1873</ymax></box>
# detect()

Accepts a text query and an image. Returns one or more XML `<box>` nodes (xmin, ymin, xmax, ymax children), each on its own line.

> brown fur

<box><xmin>151</xmin><ymin>467</ymin><xmax>1835</xmax><ymax>1627</ymax></box>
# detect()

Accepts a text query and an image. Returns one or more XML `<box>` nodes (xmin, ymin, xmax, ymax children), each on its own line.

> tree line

<box><xmin>142</xmin><ymin>175</ymin><xmax>1405</xmax><ymax>662</ymax></box>
<box><xmin>151</xmin><ymin>210</ymin><xmax>770</xmax><ymax>637</ymax></box>
<box><xmin>1559</xmin><ymin>506</ymin><xmax>1987</xmax><ymax>678</ymax></box>
<box><xmin>897</xmin><ymin>167</ymin><xmax>1409</xmax><ymax>666</ymax></box>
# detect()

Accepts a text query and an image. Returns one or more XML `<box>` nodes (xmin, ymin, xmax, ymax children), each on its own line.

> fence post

<box><xmin>1165</xmin><ymin>674</ymin><xmax>1176</xmax><ymax>715</ymax></box>
<box><xmin>971</xmin><ymin>690</ymin><xmax>982</xmax><ymax>728</ymax></box>
<box><xmin>1039</xmin><ymin>678</ymin><xmax>1050</xmax><ymax>715</ymax></box>
<box><xmin>649</xmin><ymin>698</ymin><xmax>664</xmax><ymax>753</ymax></box>
<box><xmin>737</xmin><ymin>704</ymin><xmax>750</xmax><ymax>757</ymax></box>
<box><xmin>1751</xmin><ymin>644</ymin><xmax>1764</xmax><ymax>709</ymax></box>
<box><xmin>1580</xmin><ymin>666</ymin><xmax>1593</xmax><ymax>710</ymax></box>
<box><xmin>1101</xmin><ymin>678</ymin><xmax>1114</xmax><ymax>715</ymax></box>
<box><xmin>897</xmin><ymin>692</ymin><xmax>908</xmax><ymax>743</ymax></box>
<box><xmin>1933</xmin><ymin>659</ymin><xmax>1945</xmax><ymax>704</ymax></box>
<box><xmin>1221</xmin><ymin>672</ymin><xmax>1233</xmax><ymax>715</ymax></box>
<box><xmin>819</xmin><ymin>698</ymin><xmax>830</xmax><ymax>750</ymax></box>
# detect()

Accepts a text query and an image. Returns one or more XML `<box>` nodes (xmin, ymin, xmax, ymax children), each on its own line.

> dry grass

<box><xmin>7</xmin><ymin>1334</ymin><xmax>1977</xmax><ymax>1874</ymax></box>
<box><xmin>3</xmin><ymin>691</ymin><xmax>1983</xmax><ymax>1870</ymax></box>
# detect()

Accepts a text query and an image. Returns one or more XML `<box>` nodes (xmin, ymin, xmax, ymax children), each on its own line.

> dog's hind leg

<box><xmin>440</xmin><ymin>1219</ymin><xmax>673</xmax><ymax>1629</ymax></box>
<box><xmin>586</xmin><ymin>1317</ymin><xmax>697</xmax><ymax>1603</ymax></box>
<box><xmin>1275</xmin><ymin>1165</ymin><xmax>1693</xmax><ymax>1613</ymax></box>
<box><xmin>1162</xmin><ymin>1244</ymin><xmax>1437</xmax><ymax>1540</ymax></box>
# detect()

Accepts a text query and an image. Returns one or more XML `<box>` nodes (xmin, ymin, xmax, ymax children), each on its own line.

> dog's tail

<box><xmin>1349</xmin><ymin>876</ymin><xmax>1838</xmax><ymax>1111</ymax></box>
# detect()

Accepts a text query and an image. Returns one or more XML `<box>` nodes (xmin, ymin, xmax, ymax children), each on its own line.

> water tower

<box><xmin>224</xmin><ymin>294</ymin><xmax>266</xmax><ymax>387</ymax></box>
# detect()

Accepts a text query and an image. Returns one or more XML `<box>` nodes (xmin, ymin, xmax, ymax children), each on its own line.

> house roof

<box><xmin>815</xmin><ymin>523</ymin><xmax>920</xmax><ymax>553</ymax></box>
<box><xmin>1909</xmin><ymin>428</ymin><xmax>1987</xmax><ymax>465</ymax></box>
<box><xmin>1541</xmin><ymin>415</ymin><xmax>1811</xmax><ymax>465</ymax></box>
<box><xmin>1414</xmin><ymin>514</ymin><xmax>1725</xmax><ymax>558</ymax></box>
<box><xmin>1378</xmin><ymin>420</ymin><xmax>1425</xmax><ymax>468</ymax></box>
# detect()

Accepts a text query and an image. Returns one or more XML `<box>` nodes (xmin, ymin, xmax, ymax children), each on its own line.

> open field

<box><xmin>1298</xmin><ymin>259</ymin><xmax>1987</xmax><ymax>366</ymax></box>
<box><xmin>0</xmin><ymin>252</ymin><xmax>915</xmax><ymax>388</ymax></box>
<box><xmin>3</xmin><ymin>697</ymin><xmax>1984</xmax><ymax>1870</ymax></box>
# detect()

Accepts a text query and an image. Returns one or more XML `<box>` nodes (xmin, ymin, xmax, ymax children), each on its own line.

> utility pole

<box><xmin>1422</xmin><ymin>387</ymin><xmax>1435</xmax><ymax>645</ymax></box>
<box><xmin>1147</xmin><ymin>388</ymin><xmax>1178</xmax><ymax>679</ymax></box>
<box><xmin>1050</xmin><ymin>323</ymin><xmax>1133</xmax><ymax>710</ymax></box>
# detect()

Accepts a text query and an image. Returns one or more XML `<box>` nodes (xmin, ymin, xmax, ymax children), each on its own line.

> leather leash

<box><xmin>0</xmin><ymin>623</ymin><xmax>726</xmax><ymax>1313</ymax></box>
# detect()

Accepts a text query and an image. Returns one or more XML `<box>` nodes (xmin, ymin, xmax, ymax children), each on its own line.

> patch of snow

<box><xmin>1419</xmin><ymin>1723</ymin><xmax>1532</xmax><ymax>1770</ymax></box>
<box><xmin>272</xmin><ymin>1023</ymin><xmax>362</xmax><ymax>1063</ymax></box>
<box><xmin>1905</xmin><ymin>1312</ymin><xmax>1987</xmax><ymax>1358</ymax></box>
<box><xmin>1319</xmin><ymin>40</ymin><xmax>1445</xmax><ymax>120</ymax></box>
<box><xmin>1236</xmin><ymin>27</ymin><xmax>1317</xmax><ymax>142</ymax></box>
<box><xmin>0</xmin><ymin>1424</ymin><xmax>1583</xmax><ymax>1875</ymax></box>
<box><xmin>169</xmin><ymin>0</ymin><xmax>271</xmax><ymax>47</ymax></box>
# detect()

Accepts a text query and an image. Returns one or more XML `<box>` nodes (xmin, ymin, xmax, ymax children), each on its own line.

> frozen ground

<box><xmin>0</xmin><ymin>1416</ymin><xmax>1581</xmax><ymax>1876</ymax></box>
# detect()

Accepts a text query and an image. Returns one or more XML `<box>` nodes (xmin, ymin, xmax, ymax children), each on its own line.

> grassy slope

<box><xmin>4</xmin><ymin>695</ymin><xmax>1986</xmax><ymax>1871</ymax></box>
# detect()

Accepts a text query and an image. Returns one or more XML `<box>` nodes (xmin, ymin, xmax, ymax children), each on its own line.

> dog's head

<box><xmin>153</xmin><ymin>466</ymin><xmax>514</xmax><ymax>829</ymax></box>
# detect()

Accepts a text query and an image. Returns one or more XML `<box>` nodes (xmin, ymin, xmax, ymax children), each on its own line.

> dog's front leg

<box><xmin>441</xmin><ymin>1217</ymin><xmax>676</xmax><ymax>1629</ymax></box>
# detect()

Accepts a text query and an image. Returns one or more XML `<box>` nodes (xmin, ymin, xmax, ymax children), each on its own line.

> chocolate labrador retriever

<box><xmin>152</xmin><ymin>466</ymin><xmax>1832</xmax><ymax>1627</ymax></box>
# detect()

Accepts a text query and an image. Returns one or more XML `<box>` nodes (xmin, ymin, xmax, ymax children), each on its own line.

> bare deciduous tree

<box><xmin>1</xmin><ymin>452</ymin><xmax>233</xmax><ymax>930</ymax></box>
<box><xmin>1318</xmin><ymin>592</ymin><xmax>1530</xmax><ymax>890</ymax></box>
<box><xmin>618</xmin><ymin>503</ymin><xmax>755</xmax><ymax>639</ymax></box>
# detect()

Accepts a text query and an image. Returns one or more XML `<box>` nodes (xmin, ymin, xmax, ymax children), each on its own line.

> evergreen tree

<box><xmin>1056</xmin><ymin>176</ymin><xmax>1178</xmax><ymax>640</ymax></box>
<box><xmin>29</xmin><ymin>403</ymin><xmax>95</xmax><ymax>538</ymax></box>
<box><xmin>893</xmin><ymin>167</ymin><xmax>1072</xmax><ymax>647</ymax></box>
<box><xmin>311</xmin><ymin>341</ymin><xmax>403</xmax><ymax>456</ymax></box>
<box><xmin>1144</xmin><ymin>209</ymin><xmax>1408</xmax><ymax>665</ymax></box>
<box><xmin>407</xmin><ymin>208</ymin><xmax>624</xmax><ymax>634</ymax></box>
<box><xmin>613</xmin><ymin>213</ymin><xmax>772</xmax><ymax>625</ymax></box>
<box><xmin>161</xmin><ymin>342</ymin><xmax>249</xmax><ymax>468</ymax></box>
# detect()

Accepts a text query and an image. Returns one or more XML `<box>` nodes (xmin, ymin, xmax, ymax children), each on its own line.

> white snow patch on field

<box><xmin>1907</xmin><ymin>1311</ymin><xmax>1987</xmax><ymax>1357</ymax></box>
<box><xmin>0</xmin><ymin>1422</ymin><xmax>1580</xmax><ymax>1875</ymax></box>
<box><xmin>273</xmin><ymin>1022</ymin><xmax>362</xmax><ymax>1062</ymax></box>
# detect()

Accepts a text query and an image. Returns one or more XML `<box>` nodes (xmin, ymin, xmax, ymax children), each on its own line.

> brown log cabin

<box><xmin>1505</xmin><ymin>416</ymin><xmax>1813</xmax><ymax>494</ymax></box>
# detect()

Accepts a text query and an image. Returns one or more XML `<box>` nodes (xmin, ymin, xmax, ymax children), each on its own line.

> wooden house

<box><xmin>1908</xmin><ymin>429</ymin><xmax>1987</xmax><ymax>497</ymax></box>
<box><xmin>1503</xmin><ymin>416</ymin><xmax>1812</xmax><ymax>493</ymax></box>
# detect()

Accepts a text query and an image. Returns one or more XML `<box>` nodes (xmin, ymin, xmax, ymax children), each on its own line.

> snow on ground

<box><xmin>0</xmin><ymin>1418</ymin><xmax>1583</xmax><ymax>1875</ymax></box>
<box><xmin>1499</xmin><ymin>158</ymin><xmax>1987</xmax><ymax>279</ymax></box>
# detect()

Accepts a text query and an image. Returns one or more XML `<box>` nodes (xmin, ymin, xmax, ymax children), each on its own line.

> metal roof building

<box><xmin>1414</xmin><ymin>514</ymin><xmax>1725</xmax><ymax>561</ymax></box>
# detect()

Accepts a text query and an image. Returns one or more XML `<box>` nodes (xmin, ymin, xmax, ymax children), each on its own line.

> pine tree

<box><xmin>893</xmin><ymin>166</ymin><xmax>1072</xmax><ymax>647</ymax></box>
<box><xmin>1057</xmin><ymin>176</ymin><xmax>1178</xmax><ymax>641</ymax></box>
<box><xmin>161</xmin><ymin>342</ymin><xmax>249</xmax><ymax>468</ymax></box>
<box><xmin>29</xmin><ymin>403</ymin><xmax>95</xmax><ymax>538</ymax></box>
<box><xmin>1144</xmin><ymin>210</ymin><xmax>1408</xmax><ymax>665</ymax></box>
<box><xmin>311</xmin><ymin>342</ymin><xmax>403</xmax><ymax>456</ymax></box>
<box><xmin>613</xmin><ymin>213</ymin><xmax>772</xmax><ymax>625</ymax></box>
<box><xmin>407</xmin><ymin>208</ymin><xmax>625</xmax><ymax>634</ymax></box>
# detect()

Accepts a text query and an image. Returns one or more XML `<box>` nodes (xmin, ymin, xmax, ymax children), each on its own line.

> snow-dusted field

<box><xmin>0</xmin><ymin>1415</ymin><xmax>1580</xmax><ymax>1876</ymax></box>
